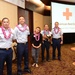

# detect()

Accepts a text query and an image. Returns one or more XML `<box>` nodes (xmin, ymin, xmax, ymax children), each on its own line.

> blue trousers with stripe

<box><xmin>17</xmin><ymin>43</ymin><xmax>29</xmax><ymax>74</ymax></box>
<box><xmin>52</xmin><ymin>38</ymin><xmax>61</xmax><ymax>59</ymax></box>
<box><xmin>0</xmin><ymin>48</ymin><xmax>12</xmax><ymax>75</ymax></box>
<box><xmin>41</xmin><ymin>40</ymin><xmax>50</xmax><ymax>61</ymax></box>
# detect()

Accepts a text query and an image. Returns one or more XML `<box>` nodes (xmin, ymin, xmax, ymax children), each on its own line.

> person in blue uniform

<box><xmin>51</xmin><ymin>22</ymin><xmax>63</xmax><ymax>61</ymax></box>
<box><xmin>41</xmin><ymin>24</ymin><xmax>51</xmax><ymax>62</ymax></box>
<box><xmin>14</xmin><ymin>16</ymin><xmax>31</xmax><ymax>75</ymax></box>
<box><xmin>0</xmin><ymin>17</ymin><xmax>14</xmax><ymax>75</ymax></box>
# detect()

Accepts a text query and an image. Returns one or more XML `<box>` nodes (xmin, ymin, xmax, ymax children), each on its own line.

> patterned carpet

<box><xmin>4</xmin><ymin>44</ymin><xmax>75</xmax><ymax>75</ymax></box>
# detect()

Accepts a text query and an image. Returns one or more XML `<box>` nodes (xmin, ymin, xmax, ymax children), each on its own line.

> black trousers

<box><xmin>52</xmin><ymin>38</ymin><xmax>61</xmax><ymax>59</ymax></box>
<box><xmin>41</xmin><ymin>40</ymin><xmax>50</xmax><ymax>61</ymax></box>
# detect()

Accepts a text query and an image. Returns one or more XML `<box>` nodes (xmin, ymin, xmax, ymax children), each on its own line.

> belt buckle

<box><xmin>56</xmin><ymin>38</ymin><xmax>59</xmax><ymax>39</ymax></box>
<box><xmin>24</xmin><ymin>42</ymin><xmax>26</xmax><ymax>44</ymax></box>
<box><xmin>6</xmin><ymin>48</ymin><xmax>9</xmax><ymax>50</ymax></box>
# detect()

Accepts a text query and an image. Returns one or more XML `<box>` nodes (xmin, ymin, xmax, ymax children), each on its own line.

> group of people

<box><xmin>31</xmin><ymin>23</ymin><xmax>63</xmax><ymax>67</ymax></box>
<box><xmin>0</xmin><ymin>16</ymin><xmax>63</xmax><ymax>75</ymax></box>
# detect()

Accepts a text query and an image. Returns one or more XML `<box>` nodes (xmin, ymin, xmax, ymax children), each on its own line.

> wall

<box><xmin>43</xmin><ymin>16</ymin><xmax>51</xmax><ymax>30</ymax></box>
<box><xmin>0</xmin><ymin>0</ymin><xmax>18</xmax><ymax>29</ymax></box>
<box><xmin>33</xmin><ymin>12</ymin><xmax>51</xmax><ymax>31</ymax></box>
<box><xmin>33</xmin><ymin>12</ymin><xmax>44</xmax><ymax>30</ymax></box>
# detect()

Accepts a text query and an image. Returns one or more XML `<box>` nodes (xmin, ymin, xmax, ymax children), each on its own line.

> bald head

<box><xmin>55</xmin><ymin>22</ymin><xmax>59</xmax><ymax>28</ymax></box>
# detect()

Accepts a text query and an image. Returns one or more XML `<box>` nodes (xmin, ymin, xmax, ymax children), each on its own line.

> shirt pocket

<box><xmin>0</xmin><ymin>34</ymin><xmax>4</xmax><ymax>41</ymax></box>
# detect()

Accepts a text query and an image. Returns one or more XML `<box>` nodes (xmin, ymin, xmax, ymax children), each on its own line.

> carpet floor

<box><xmin>3</xmin><ymin>44</ymin><xmax>75</xmax><ymax>75</ymax></box>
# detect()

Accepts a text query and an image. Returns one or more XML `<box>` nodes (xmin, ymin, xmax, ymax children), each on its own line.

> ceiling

<box><xmin>26</xmin><ymin>0</ymin><xmax>75</xmax><ymax>16</ymax></box>
<box><xmin>41</xmin><ymin>0</ymin><xmax>75</xmax><ymax>5</ymax></box>
<box><xmin>41</xmin><ymin>0</ymin><xmax>50</xmax><ymax>6</ymax></box>
<box><xmin>41</xmin><ymin>0</ymin><xmax>75</xmax><ymax>16</ymax></box>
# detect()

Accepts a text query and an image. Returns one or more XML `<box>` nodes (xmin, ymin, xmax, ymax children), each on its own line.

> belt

<box><xmin>53</xmin><ymin>38</ymin><xmax>61</xmax><ymax>40</ymax></box>
<box><xmin>17</xmin><ymin>42</ymin><xmax>28</xmax><ymax>44</ymax></box>
<box><xmin>0</xmin><ymin>48</ymin><xmax>11</xmax><ymax>50</ymax></box>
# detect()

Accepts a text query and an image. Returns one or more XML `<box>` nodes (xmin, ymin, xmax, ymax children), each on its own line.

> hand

<box><xmin>36</xmin><ymin>46</ymin><xmax>40</xmax><ymax>48</ymax></box>
<box><xmin>32</xmin><ymin>44</ymin><xmax>41</xmax><ymax>48</ymax></box>
<box><xmin>43</xmin><ymin>34</ymin><xmax>47</xmax><ymax>38</ymax></box>
<box><xmin>51</xmin><ymin>41</ymin><xmax>53</xmax><ymax>44</ymax></box>
<box><xmin>26</xmin><ymin>26</ymin><xmax>29</xmax><ymax>31</ymax></box>
<box><xmin>32</xmin><ymin>44</ymin><xmax>36</xmax><ymax>48</ymax></box>
<box><xmin>60</xmin><ymin>41</ymin><xmax>63</xmax><ymax>44</ymax></box>
<box><xmin>33</xmin><ymin>45</ymin><xmax>37</xmax><ymax>48</ymax></box>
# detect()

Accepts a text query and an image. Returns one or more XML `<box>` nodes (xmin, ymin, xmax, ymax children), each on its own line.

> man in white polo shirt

<box><xmin>41</xmin><ymin>24</ymin><xmax>51</xmax><ymax>62</ymax></box>
<box><xmin>14</xmin><ymin>16</ymin><xmax>31</xmax><ymax>75</ymax></box>
<box><xmin>0</xmin><ymin>17</ymin><xmax>15</xmax><ymax>75</ymax></box>
<box><xmin>51</xmin><ymin>22</ymin><xmax>63</xmax><ymax>61</ymax></box>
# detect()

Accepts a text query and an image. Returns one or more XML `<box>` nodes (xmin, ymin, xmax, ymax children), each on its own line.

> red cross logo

<box><xmin>63</xmin><ymin>8</ymin><xmax>72</xmax><ymax>20</ymax></box>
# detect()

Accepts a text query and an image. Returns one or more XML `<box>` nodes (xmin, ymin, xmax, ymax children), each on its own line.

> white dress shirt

<box><xmin>0</xmin><ymin>28</ymin><xmax>14</xmax><ymax>48</ymax></box>
<box><xmin>51</xmin><ymin>28</ymin><xmax>63</xmax><ymax>38</ymax></box>
<box><xmin>41</xmin><ymin>30</ymin><xmax>52</xmax><ymax>36</ymax></box>
<box><xmin>14</xmin><ymin>24</ymin><xmax>30</xmax><ymax>43</ymax></box>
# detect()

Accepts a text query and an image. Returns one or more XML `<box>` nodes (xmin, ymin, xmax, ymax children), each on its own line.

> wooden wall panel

<box><xmin>18</xmin><ymin>7</ymin><xmax>33</xmax><ymax>58</ymax></box>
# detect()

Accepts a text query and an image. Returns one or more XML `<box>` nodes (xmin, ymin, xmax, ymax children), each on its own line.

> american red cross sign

<box><xmin>63</xmin><ymin>8</ymin><xmax>72</xmax><ymax>20</ymax></box>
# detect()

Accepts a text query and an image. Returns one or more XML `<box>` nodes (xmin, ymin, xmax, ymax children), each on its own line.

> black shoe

<box><xmin>58</xmin><ymin>57</ymin><xmax>61</xmax><ymax>61</ymax></box>
<box><xmin>24</xmin><ymin>69</ymin><xmax>31</xmax><ymax>73</ymax></box>
<box><xmin>42</xmin><ymin>59</ymin><xmax>46</xmax><ymax>62</ymax></box>
<box><xmin>58</xmin><ymin>58</ymin><xmax>61</xmax><ymax>61</ymax></box>
<box><xmin>17</xmin><ymin>72</ymin><xmax>22</xmax><ymax>75</ymax></box>
<box><xmin>47</xmin><ymin>59</ymin><xmax>51</xmax><ymax>62</ymax></box>
<box><xmin>46</xmin><ymin>59</ymin><xmax>51</xmax><ymax>62</ymax></box>
<box><xmin>52</xmin><ymin>58</ymin><xmax>55</xmax><ymax>60</ymax></box>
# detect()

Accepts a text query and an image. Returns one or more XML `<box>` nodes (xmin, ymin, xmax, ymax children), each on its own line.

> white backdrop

<box><xmin>51</xmin><ymin>2</ymin><xmax>75</xmax><ymax>33</ymax></box>
<box><xmin>4</xmin><ymin>0</ymin><xmax>25</xmax><ymax>8</ymax></box>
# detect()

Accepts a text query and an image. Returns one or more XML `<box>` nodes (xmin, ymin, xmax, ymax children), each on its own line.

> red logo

<box><xmin>63</xmin><ymin>8</ymin><xmax>72</xmax><ymax>20</ymax></box>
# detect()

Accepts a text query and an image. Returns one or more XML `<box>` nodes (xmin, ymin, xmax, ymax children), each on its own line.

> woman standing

<box><xmin>0</xmin><ymin>17</ymin><xmax>14</xmax><ymax>75</ymax></box>
<box><xmin>31</xmin><ymin>27</ymin><xmax>42</xmax><ymax>67</ymax></box>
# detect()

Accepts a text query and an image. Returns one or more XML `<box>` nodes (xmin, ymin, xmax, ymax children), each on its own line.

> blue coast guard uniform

<box><xmin>51</xmin><ymin>27</ymin><xmax>63</xmax><ymax>60</ymax></box>
<box><xmin>0</xmin><ymin>28</ymin><xmax>14</xmax><ymax>75</ymax></box>
<box><xmin>14</xmin><ymin>24</ymin><xmax>30</xmax><ymax>75</ymax></box>
<box><xmin>41</xmin><ymin>30</ymin><xmax>51</xmax><ymax>61</ymax></box>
